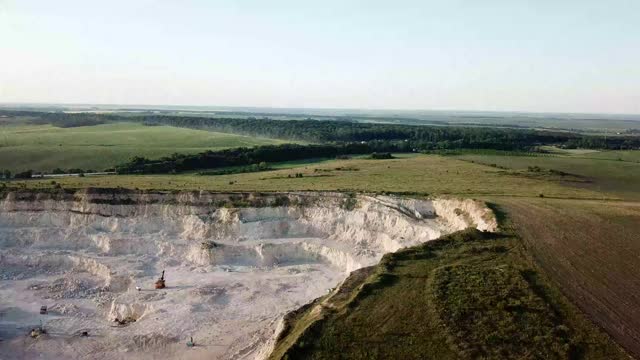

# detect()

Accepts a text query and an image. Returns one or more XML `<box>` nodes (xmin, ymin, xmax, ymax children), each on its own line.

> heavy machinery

<box><xmin>155</xmin><ymin>270</ymin><xmax>166</xmax><ymax>289</ymax></box>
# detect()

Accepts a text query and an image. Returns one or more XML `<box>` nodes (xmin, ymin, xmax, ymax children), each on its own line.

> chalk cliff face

<box><xmin>0</xmin><ymin>190</ymin><xmax>496</xmax><ymax>273</ymax></box>
<box><xmin>0</xmin><ymin>190</ymin><xmax>496</xmax><ymax>360</ymax></box>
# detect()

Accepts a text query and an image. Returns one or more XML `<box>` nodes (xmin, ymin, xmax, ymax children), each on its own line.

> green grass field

<box><xmin>454</xmin><ymin>150</ymin><xmax>640</xmax><ymax>200</ymax></box>
<box><xmin>574</xmin><ymin>149</ymin><xmax>640</xmax><ymax>162</ymax></box>
<box><xmin>537</xmin><ymin>146</ymin><xmax>602</xmax><ymax>155</ymax></box>
<box><xmin>9</xmin><ymin>154</ymin><xmax>607</xmax><ymax>199</ymax></box>
<box><xmin>0</xmin><ymin>122</ymin><xmax>291</xmax><ymax>173</ymax></box>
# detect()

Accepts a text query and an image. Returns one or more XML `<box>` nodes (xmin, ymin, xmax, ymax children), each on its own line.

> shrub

<box><xmin>14</xmin><ymin>170</ymin><xmax>33</xmax><ymax>179</ymax></box>
<box><xmin>370</xmin><ymin>152</ymin><xmax>394</xmax><ymax>160</ymax></box>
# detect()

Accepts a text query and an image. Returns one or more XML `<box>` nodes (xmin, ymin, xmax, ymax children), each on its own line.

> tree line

<box><xmin>2</xmin><ymin>110</ymin><xmax>639</xmax><ymax>150</ymax></box>
<box><xmin>116</xmin><ymin>143</ymin><xmax>394</xmax><ymax>174</ymax></box>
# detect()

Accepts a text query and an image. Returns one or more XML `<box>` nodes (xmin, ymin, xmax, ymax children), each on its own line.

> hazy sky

<box><xmin>1</xmin><ymin>0</ymin><xmax>638</xmax><ymax>113</ymax></box>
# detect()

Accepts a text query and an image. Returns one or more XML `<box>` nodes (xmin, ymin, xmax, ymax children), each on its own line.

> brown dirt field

<box><xmin>497</xmin><ymin>198</ymin><xmax>640</xmax><ymax>358</ymax></box>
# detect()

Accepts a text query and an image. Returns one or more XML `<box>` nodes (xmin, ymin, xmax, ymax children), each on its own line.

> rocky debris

<box><xmin>0</xmin><ymin>263</ymin><xmax>62</xmax><ymax>280</ymax></box>
<box><xmin>191</xmin><ymin>285</ymin><xmax>226</xmax><ymax>297</ymax></box>
<box><xmin>113</xmin><ymin>316</ymin><xmax>137</xmax><ymax>327</ymax></box>
<box><xmin>29</xmin><ymin>327</ymin><xmax>46</xmax><ymax>339</ymax></box>
<box><xmin>35</xmin><ymin>276</ymin><xmax>102</xmax><ymax>300</ymax></box>
<box><xmin>131</xmin><ymin>333</ymin><xmax>178</xmax><ymax>350</ymax></box>
<box><xmin>48</xmin><ymin>303</ymin><xmax>86</xmax><ymax>317</ymax></box>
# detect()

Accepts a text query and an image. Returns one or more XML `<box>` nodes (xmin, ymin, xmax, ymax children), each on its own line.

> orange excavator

<box><xmin>155</xmin><ymin>270</ymin><xmax>166</xmax><ymax>289</ymax></box>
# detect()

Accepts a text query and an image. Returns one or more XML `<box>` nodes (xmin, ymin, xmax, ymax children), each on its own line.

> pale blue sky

<box><xmin>0</xmin><ymin>0</ymin><xmax>638</xmax><ymax>113</ymax></box>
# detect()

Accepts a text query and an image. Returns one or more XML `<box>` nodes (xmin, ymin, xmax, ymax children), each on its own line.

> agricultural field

<box><xmin>496</xmin><ymin>198</ymin><xmax>640</xmax><ymax>357</ymax></box>
<box><xmin>0</xmin><ymin>122</ymin><xmax>291</xmax><ymax>173</ymax></box>
<box><xmin>577</xmin><ymin>149</ymin><xmax>640</xmax><ymax>162</ymax></box>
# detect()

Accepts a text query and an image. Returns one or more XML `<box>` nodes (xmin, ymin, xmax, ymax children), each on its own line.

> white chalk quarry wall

<box><xmin>0</xmin><ymin>191</ymin><xmax>496</xmax><ymax>272</ymax></box>
<box><xmin>0</xmin><ymin>190</ymin><xmax>496</xmax><ymax>360</ymax></box>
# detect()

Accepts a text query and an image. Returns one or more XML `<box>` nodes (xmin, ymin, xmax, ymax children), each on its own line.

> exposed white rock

<box><xmin>0</xmin><ymin>190</ymin><xmax>495</xmax><ymax>360</ymax></box>
<box><xmin>433</xmin><ymin>197</ymin><xmax>498</xmax><ymax>232</ymax></box>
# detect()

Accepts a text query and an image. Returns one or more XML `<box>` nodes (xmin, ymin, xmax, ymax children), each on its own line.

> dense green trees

<box><xmin>115</xmin><ymin>143</ymin><xmax>377</xmax><ymax>174</ymax></box>
<box><xmin>14</xmin><ymin>170</ymin><xmax>33</xmax><ymax>179</ymax></box>
<box><xmin>137</xmin><ymin>115</ymin><xmax>571</xmax><ymax>148</ymax></box>
<box><xmin>370</xmin><ymin>152</ymin><xmax>394</xmax><ymax>159</ymax></box>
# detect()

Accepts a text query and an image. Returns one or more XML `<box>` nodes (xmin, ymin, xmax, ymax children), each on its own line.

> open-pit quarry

<box><xmin>0</xmin><ymin>190</ymin><xmax>496</xmax><ymax>360</ymax></box>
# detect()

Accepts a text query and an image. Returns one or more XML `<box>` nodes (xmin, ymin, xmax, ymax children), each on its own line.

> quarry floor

<box><xmin>0</xmin><ymin>242</ymin><xmax>342</xmax><ymax>360</ymax></box>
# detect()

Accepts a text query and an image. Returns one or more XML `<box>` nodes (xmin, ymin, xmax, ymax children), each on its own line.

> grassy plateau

<box><xmin>454</xmin><ymin>150</ymin><xmax>640</xmax><ymax>200</ymax></box>
<box><xmin>9</xmin><ymin>154</ymin><xmax>609</xmax><ymax>200</ymax></box>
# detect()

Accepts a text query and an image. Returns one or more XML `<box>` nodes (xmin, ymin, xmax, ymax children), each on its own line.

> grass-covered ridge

<box><xmin>269</xmin><ymin>228</ymin><xmax>627</xmax><ymax>359</ymax></box>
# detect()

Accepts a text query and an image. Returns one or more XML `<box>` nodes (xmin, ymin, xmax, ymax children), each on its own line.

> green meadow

<box><xmin>0</xmin><ymin>122</ymin><xmax>291</xmax><ymax>173</ymax></box>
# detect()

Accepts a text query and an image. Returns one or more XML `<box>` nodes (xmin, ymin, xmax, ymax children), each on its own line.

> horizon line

<box><xmin>1</xmin><ymin>101</ymin><xmax>639</xmax><ymax>118</ymax></box>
